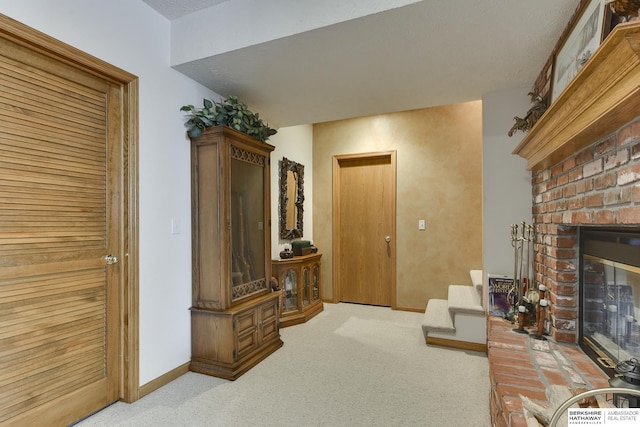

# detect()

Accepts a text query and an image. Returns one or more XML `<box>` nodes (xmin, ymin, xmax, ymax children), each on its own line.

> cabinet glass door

<box><xmin>282</xmin><ymin>269</ymin><xmax>298</xmax><ymax>312</ymax></box>
<box><xmin>312</xmin><ymin>264</ymin><xmax>320</xmax><ymax>301</ymax></box>
<box><xmin>302</xmin><ymin>267</ymin><xmax>310</xmax><ymax>306</ymax></box>
<box><xmin>230</xmin><ymin>152</ymin><xmax>267</xmax><ymax>301</ymax></box>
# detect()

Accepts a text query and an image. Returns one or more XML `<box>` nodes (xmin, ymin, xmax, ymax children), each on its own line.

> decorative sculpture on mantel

<box><xmin>508</xmin><ymin>92</ymin><xmax>548</xmax><ymax>137</ymax></box>
<box><xmin>608</xmin><ymin>0</ymin><xmax>640</xmax><ymax>21</ymax></box>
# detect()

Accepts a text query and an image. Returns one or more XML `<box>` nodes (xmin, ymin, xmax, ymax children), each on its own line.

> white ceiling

<box><xmin>143</xmin><ymin>0</ymin><xmax>579</xmax><ymax>127</ymax></box>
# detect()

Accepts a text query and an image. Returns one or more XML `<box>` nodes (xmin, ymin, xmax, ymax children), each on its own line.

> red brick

<box><xmin>604</xmin><ymin>188</ymin><xmax>632</xmax><ymax>205</ymax></box>
<box><xmin>494</xmin><ymin>372</ymin><xmax>546</xmax><ymax>390</ymax></box>
<box><xmin>557</xmin><ymin>173</ymin><xmax>569</xmax><ymax>186</ymax></box>
<box><xmin>593</xmin><ymin>210</ymin><xmax>615</xmax><ymax>224</ymax></box>
<box><xmin>548</xmin><ymin>259</ymin><xmax>576</xmax><ymax>271</ymax></box>
<box><xmin>561</xmin><ymin>345</ymin><xmax>588</xmax><ymax>360</ymax></box>
<box><xmin>556</xmin><ymin>236</ymin><xmax>576</xmax><ymax>248</ymax></box>
<box><xmin>632</xmin><ymin>184</ymin><xmax>640</xmax><ymax>202</ymax></box>
<box><xmin>541</xmin><ymin>366</ymin><xmax>571</xmax><ymax>387</ymax></box>
<box><xmin>496</xmin><ymin>413</ymin><xmax>508</xmax><ymax>427</ymax></box>
<box><xmin>617</xmin><ymin>162</ymin><xmax>640</xmax><ymax>185</ymax></box>
<box><xmin>594</xmin><ymin>172</ymin><xmax>616</xmax><ymax>190</ymax></box>
<box><xmin>554</xmin><ymin>272</ymin><xmax>576</xmax><ymax>282</ymax></box>
<box><xmin>563</xmin><ymin>185</ymin><xmax>576</xmax><ymax>198</ymax></box>
<box><xmin>573</xmin><ymin>359</ymin><xmax>609</xmax><ymax>381</ymax></box>
<box><xmin>547</xmin><ymin>249</ymin><xmax>575</xmax><ymax>261</ymax></box>
<box><xmin>567</xmin><ymin>197</ymin><xmax>584</xmax><ymax>210</ymax></box>
<box><xmin>563</xmin><ymin>156</ymin><xmax>576</xmax><ymax>171</ymax></box>
<box><xmin>551</xmin><ymin>164</ymin><xmax>564</xmax><ymax>177</ymax></box>
<box><xmin>496</xmin><ymin>384</ymin><xmax>547</xmax><ymax>402</ymax></box>
<box><xmin>617</xmin><ymin>206</ymin><xmax>640</xmax><ymax>224</ymax></box>
<box><xmin>569</xmin><ymin>169</ymin><xmax>583</xmax><ymax>183</ymax></box>
<box><xmin>554</xmin><ymin>330</ymin><xmax>576</xmax><ymax>343</ymax></box>
<box><xmin>551</xmin><ymin>298</ymin><xmax>577</xmax><ymax>312</ymax></box>
<box><xmin>575</xmin><ymin>149</ymin><xmax>594</xmax><ymax>165</ymax></box>
<box><xmin>604</xmin><ymin>149</ymin><xmax>629</xmax><ymax>170</ymax></box>
<box><xmin>554</xmin><ymin>307</ymin><xmax>577</xmax><ymax>319</ymax></box>
<box><xmin>491</xmin><ymin>364</ymin><xmax>539</xmax><ymax>381</ymax></box>
<box><xmin>595</xmin><ymin>136</ymin><xmax>616</xmax><ymax>155</ymax></box>
<box><xmin>568</xmin><ymin>211</ymin><xmax>590</xmax><ymax>224</ymax></box>
<box><xmin>509</xmin><ymin>412</ymin><xmax>528</xmax><ymax>427</ymax></box>
<box><xmin>557</xmin><ymin>225</ymin><xmax>577</xmax><ymax>235</ymax></box>
<box><xmin>617</xmin><ymin>119</ymin><xmax>640</xmax><ymax>146</ymax></box>
<box><xmin>585</xmin><ymin>193</ymin><xmax>603</xmax><ymax>208</ymax></box>
<box><xmin>583</xmin><ymin>159</ymin><xmax>603</xmax><ymax>177</ymax></box>
<box><xmin>501</xmin><ymin>395</ymin><xmax>524</xmax><ymax>416</ymax></box>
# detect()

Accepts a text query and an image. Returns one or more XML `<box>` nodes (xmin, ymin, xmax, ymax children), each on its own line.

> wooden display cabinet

<box><xmin>272</xmin><ymin>253</ymin><xmax>323</xmax><ymax>327</ymax></box>
<box><xmin>190</xmin><ymin>126</ymin><xmax>283</xmax><ymax>380</ymax></box>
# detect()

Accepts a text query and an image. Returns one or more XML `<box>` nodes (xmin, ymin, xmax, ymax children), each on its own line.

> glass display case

<box><xmin>272</xmin><ymin>253</ymin><xmax>323</xmax><ymax>327</ymax></box>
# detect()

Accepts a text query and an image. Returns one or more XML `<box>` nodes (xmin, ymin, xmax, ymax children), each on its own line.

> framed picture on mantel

<box><xmin>551</xmin><ymin>0</ymin><xmax>607</xmax><ymax>102</ymax></box>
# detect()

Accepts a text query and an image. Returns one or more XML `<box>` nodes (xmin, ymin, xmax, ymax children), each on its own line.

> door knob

<box><xmin>104</xmin><ymin>254</ymin><xmax>120</xmax><ymax>265</ymax></box>
<box><xmin>385</xmin><ymin>236</ymin><xmax>391</xmax><ymax>243</ymax></box>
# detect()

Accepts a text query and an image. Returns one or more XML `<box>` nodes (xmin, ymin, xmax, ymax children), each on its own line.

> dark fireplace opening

<box><xmin>580</xmin><ymin>227</ymin><xmax>640</xmax><ymax>378</ymax></box>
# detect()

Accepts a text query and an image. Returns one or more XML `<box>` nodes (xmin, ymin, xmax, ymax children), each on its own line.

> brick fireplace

<box><xmin>488</xmin><ymin>22</ymin><xmax>640</xmax><ymax>427</ymax></box>
<box><xmin>532</xmin><ymin>118</ymin><xmax>640</xmax><ymax>345</ymax></box>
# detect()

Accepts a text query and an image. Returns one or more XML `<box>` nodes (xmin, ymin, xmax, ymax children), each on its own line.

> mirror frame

<box><xmin>279</xmin><ymin>157</ymin><xmax>304</xmax><ymax>240</ymax></box>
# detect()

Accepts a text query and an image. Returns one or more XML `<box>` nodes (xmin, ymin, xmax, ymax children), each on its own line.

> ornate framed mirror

<box><xmin>279</xmin><ymin>157</ymin><xmax>304</xmax><ymax>239</ymax></box>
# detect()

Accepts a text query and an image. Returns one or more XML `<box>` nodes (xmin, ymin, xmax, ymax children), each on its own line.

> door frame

<box><xmin>332</xmin><ymin>151</ymin><xmax>397</xmax><ymax>308</ymax></box>
<box><xmin>0</xmin><ymin>14</ymin><xmax>140</xmax><ymax>403</ymax></box>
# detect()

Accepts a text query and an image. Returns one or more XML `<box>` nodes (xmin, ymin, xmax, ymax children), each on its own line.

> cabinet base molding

<box><xmin>190</xmin><ymin>338</ymin><xmax>283</xmax><ymax>381</ymax></box>
<box><xmin>281</xmin><ymin>300</ymin><xmax>324</xmax><ymax>328</ymax></box>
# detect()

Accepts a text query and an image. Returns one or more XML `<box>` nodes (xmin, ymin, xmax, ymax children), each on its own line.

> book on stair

<box><xmin>488</xmin><ymin>274</ymin><xmax>514</xmax><ymax>318</ymax></box>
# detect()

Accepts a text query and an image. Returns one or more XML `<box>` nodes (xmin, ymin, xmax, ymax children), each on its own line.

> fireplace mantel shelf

<box><xmin>513</xmin><ymin>22</ymin><xmax>640</xmax><ymax>171</ymax></box>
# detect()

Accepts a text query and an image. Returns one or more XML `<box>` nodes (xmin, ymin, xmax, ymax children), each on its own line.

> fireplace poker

<box><xmin>510</xmin><ymin>223</ymin><xmax>520</xmax><ymax>320</ymax></box>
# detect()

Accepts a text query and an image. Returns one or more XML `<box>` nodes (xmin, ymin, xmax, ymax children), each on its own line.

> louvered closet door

<box><xmin>0</xmin><ymin>37</ymin><xmax>121</xmax><ymax>425</ymax></box>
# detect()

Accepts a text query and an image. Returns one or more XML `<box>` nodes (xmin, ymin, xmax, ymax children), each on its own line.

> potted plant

<box><xmin>180</xmin><ymin>96</ymin><xmax>277</xmax><ymax>142</ymax></box>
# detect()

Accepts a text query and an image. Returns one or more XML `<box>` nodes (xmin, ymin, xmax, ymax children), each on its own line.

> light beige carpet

<box><xmin>77</xmin><ymin>302</ymin><xmax>490</xmax><ymax>426</ymax></box>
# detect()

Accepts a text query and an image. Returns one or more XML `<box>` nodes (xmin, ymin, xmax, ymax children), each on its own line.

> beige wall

<box><xmin>313</xmin><ymin>101</ymin><xmax>483</xmax><ymax>310</ymax></box>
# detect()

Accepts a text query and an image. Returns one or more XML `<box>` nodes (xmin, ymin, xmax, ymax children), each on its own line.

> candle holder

<box><xmin>513</xmin><ymin>305</ymin><xmax>529</xmax><ymax>334</ymax></box>
<box><xmin>533</xmin><ymin>298</ymin><xmax>548</xmax><ymax>340</ymax></box>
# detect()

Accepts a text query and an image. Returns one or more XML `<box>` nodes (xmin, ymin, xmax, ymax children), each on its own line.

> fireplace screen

<box><xmin>581</xmin><ymin>228</ymin><xmax>640</xmax><ymax>374</ymax></box>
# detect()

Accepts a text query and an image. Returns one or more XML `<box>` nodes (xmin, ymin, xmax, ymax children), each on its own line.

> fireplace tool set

<box><xmin>509</xmin><ymin>221</ymin><xmax>548</xmax><ymax>338</ymax></box>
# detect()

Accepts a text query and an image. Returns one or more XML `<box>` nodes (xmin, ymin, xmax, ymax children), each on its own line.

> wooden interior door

<box><xmin>333</xmin><ymin>152</ymin><xmax>396</xmax><ymax>307</ymax></box>
<box><xmin>0</xmin><ymin>25</ymin><xmax>125</xmax><ymax>425</ymax></box>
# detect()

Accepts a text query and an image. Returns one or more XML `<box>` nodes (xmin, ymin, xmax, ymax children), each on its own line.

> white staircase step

<box><xmin>470</xmin><ymin>269</ymin><xmax>484</xmax><ymax>305</ymax></box>
<box><xmin>470</xmin><ymin>269</ymin><xmax>483</xmax><ymax>291</ymax></box>
<box><xmin>422</xmin><ymin>298</ymin><xmax>455</xmax><ymax>335</ymax></box>
<box><xmin>448</xmin><ymin>285</ymin><xmax>483</xmax><ymax>315</ymax></box>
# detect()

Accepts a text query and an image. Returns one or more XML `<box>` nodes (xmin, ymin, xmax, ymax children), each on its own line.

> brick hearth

<box><xmin>488</xmin><ymin>317</ymin><xmax>609</xmax><ymax>427</ymax></box>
